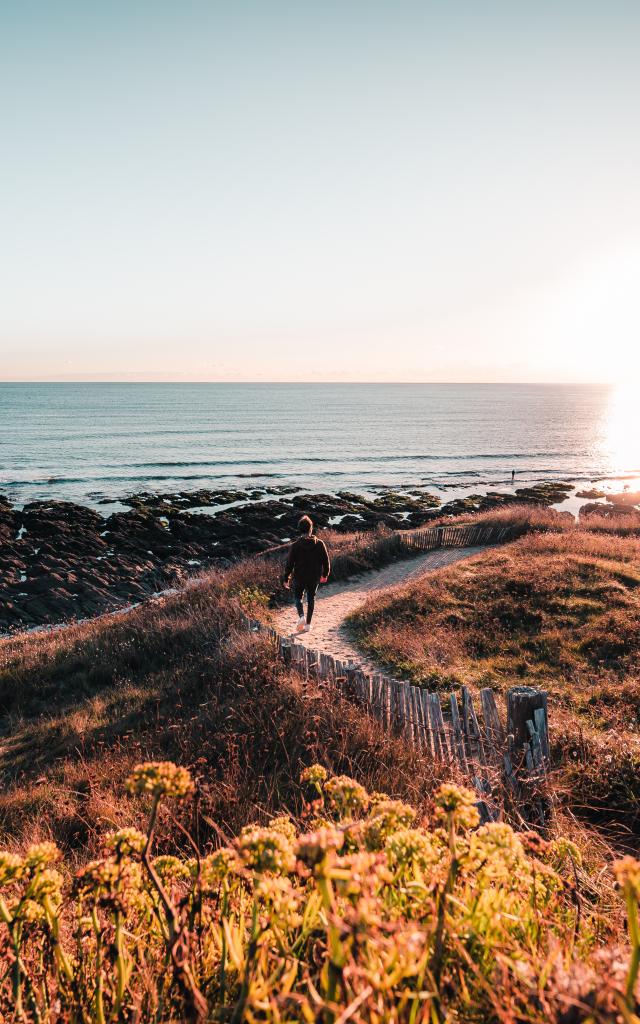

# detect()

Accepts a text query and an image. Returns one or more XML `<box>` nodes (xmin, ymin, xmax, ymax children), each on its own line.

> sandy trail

<box><xmin>273</xmin><ymin>546</ymin><xmax>486</xmax><ymax>676</ymax></box>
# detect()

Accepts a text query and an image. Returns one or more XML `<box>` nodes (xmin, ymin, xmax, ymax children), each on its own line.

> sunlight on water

<box><xmin>604</xmin><ymin>383</ymin><xmax>640</xmax><ymax>476</ymax></box>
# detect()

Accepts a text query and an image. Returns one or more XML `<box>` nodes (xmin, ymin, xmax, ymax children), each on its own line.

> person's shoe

<box><xmin>302</xmin><ymin>623</ymin><xmax>312</xmax><ymax>633</ymax></box>
<box><xmin>295</xmin><ymin>620</ymin><xmax>306</xmax><ymax>634</ymax></box>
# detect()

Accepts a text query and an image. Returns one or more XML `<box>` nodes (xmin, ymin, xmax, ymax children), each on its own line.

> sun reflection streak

<box><xmin>603</xmin><ymin>383</ymin><xmax>640</xmax><ymax>478</ymax></box>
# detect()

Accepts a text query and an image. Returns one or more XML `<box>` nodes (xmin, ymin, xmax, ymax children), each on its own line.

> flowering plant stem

<box><xmin>625</xmin><ymin>881</ymin><xmax>640</xmax><ymax>1006</ymax></box>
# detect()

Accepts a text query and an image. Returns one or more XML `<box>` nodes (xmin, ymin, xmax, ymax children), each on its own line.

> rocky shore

<box><xmin>0</xmin><ymin>479</ymin><xmax>618</xmax><ymax>634</ymax></box>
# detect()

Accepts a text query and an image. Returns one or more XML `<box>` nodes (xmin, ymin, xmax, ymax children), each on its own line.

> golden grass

<box><xmin>348</xmin><ymin>527</ymin><xmax>640</xmax><ymax>714</ymax></box>
<box><xmin>347</xmin><ymin>522</ymin><xmax>640</xmax><ymax>835</ymax></box>
<box><xmin>0</xmin><ymin>513</ymin><xmax>639</xmax><ymax>1019</ymax></box>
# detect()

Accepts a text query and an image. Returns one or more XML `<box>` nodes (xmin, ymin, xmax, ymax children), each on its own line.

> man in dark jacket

<box><xmin>283</xmin><ymin>515</ymin><xmax>330</xmax><ymax>633</ymax></box>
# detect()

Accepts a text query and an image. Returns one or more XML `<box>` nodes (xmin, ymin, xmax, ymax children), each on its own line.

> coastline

<box><xmin>2</xmin><ymin>478</ymin><xmax>637</xmax><ymax>636</ymax></box>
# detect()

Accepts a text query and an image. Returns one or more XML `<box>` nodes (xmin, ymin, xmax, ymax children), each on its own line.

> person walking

<box><xmin>282</xmin><ymin>515</ymin><xmax>330</xmax><ymax>633</ymax></box>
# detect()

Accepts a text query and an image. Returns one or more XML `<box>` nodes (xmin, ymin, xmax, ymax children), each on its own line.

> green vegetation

<box><xmin>0</xmin><ymin>762</ymin><xmax>636</xmax><ymax>1022</ymax></box>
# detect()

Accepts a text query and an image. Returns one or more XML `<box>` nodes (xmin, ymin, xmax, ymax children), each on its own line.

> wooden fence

<box><xmin>253</xmin><ymin>519</ymin><xmax>525</xmax><ymax>569</ymax></box>
<box><xmin>399</xmin><ymin>520</ymin><xmax>524</xmax><ymax>551</ymax></box>
<box><xmin>241</xmin><ymin>614</ymin><xmax>549</xmax><ymax>820</ymax></box>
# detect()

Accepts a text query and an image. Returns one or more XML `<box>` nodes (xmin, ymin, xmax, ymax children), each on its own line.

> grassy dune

<box><xmin>347</xmin><ymin>526</ymin><xmax>640</xmax><ymax>721</ymax></box>
<box><xmin>348</xmin><ymin>518</ymin><xmax>640</xmax><ymax>833</ymax></box>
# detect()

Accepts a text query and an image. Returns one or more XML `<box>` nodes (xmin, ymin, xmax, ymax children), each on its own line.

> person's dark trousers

<box><xmin>293</xmin><ymin>578</ymin><xmax>319</xmax><ymax>624</ymax></box>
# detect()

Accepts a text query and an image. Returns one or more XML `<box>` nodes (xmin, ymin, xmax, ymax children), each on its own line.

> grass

<box><xmin>346</xmin><ymin>518</ymin><xmax>640</xmax><ymax>835</ymax></box>
<box><xmin>238</xmin><ymin>505</ymin><xmax>570</xmax><ymax>614</ymax></box>
<box><xmin>0</xmin><ymin>565</ymin><xmax>454</xmax><ymax>856</ymax></box>
<box><xmin>346</xmin><ymin>525</ymin><xmax>640</xmax><ymax>721</ymax></box>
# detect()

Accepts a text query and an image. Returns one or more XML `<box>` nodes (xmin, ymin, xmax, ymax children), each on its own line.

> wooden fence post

<box><xmin>506</xmin><ymin>687</ymin><xmax>548</xmax><ymax>761</ymax></box>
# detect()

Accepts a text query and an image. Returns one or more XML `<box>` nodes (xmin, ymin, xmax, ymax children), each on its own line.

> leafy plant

<box><xmin>0</xmin><ymin>761</ymin><xmax>635</xmax><ymax>1022</ymax></box>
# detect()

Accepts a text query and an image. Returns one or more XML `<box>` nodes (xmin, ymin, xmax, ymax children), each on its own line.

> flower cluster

<box><xmin>126</xmin><ymin>761</ymin><xmax>194</xmax><ymax>799</ymax></box>
<box><xmin>386</xmin><ymin>828</ymin><xmax>440</xmax><ymax>874</ymax></box>
<box><xmin>614</xmin><ymin>856</ymin><xmax>640</xmax><ymax>898</ymax></box>
<box><xmin>362</xmin><ymin>799</ymin><xmax>417</xmax><ymax>850</ymax></box>
<box><xmin>324</xmin><ymin>774</ymin><xmax>369</xmax><ymax>819</ymax></box>
<box><xmin>237</xmin><ymin>827</ymin><xmax>296</xmax><ymax>875</ymax></box>
<box><xmin>103</xmin><ymin>828</ymin><xmax>147</xmax><ymax>858</ymax></box>
<box><xmin>300</xmin><ymin>764</ymin><xmax>328</xmax><ymax>788</ymax></box>
<box><xmin>296</xmin><ymin>827</ymin><xmax>344</xmax><ymax>869</ymax></box>
<box><xmin>198</xmin><ymin>848</ymin><xmax>238</xmax><ymax>890</ymax></box>
<box><xmin>434</xmin><ymin>783</ymin><xmax>480</xmax><ymax>830</ymax></box>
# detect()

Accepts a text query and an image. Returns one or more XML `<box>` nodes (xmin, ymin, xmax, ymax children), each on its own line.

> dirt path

<box><xmin>273</xmin><ymin>546</ymin><xmax>486</xmax><ymax>676</ymax></box>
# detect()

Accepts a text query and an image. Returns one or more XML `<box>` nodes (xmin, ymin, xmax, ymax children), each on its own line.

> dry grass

<box><xmin>347</xmin><ymin>526</ymin><xmax>640</xmax><ymax>718</ymax></box>
<box><xmin>425</xmin><ymin>503</ymin><xmax>573</xmax><ymax>532</ymax></box>
<box><xmin>0</xmin><ymin>569</ymin><xmax>451</xmax><ymax>856</ymax></box>
<box><xmin>347</xmin><ymin>521</ymin><xmax>640</xmax><ymax>836</ymax></box>
<box><xmin>1</xmin><ymin>515</ymin><xmax>639</xmax><ymax>1020</ymax></box>
<box><xmin>235</xmin><ymin>524</ymin><xmax>413</xmax><ymax>608</ymax></box>
<box><xmin>235</xmin><ymin>505</ymin><xmax>574</xmax><ymax>616</ymax></box>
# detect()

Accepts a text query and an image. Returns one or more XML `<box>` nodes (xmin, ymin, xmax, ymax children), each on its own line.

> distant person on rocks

<box><xmin>282</xmin><ymin>515</ymin><xmax>330</xmax><ymax>634</ymax></box>
<box><xmin>511</xmin><ymin>469</ymin><xmax>516</xmax><ymax>483</ymax></box>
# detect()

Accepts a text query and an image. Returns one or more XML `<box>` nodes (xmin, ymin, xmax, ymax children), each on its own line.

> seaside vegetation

<box><xmin>0</xmin><ymin>760</ymin><xmax>638</xmax><ymax>1021</ymax></box>
<box><xmin>347</xmin><ymin>517</ymin><xmax>640</xmax><ymax>723</ymax></box>
<box><xmin>347</xmin><ymin>513</ymin><xmax>640</xmax><ymax>833</ymax></box>
<box><xmin>0</xmin><ymin>505</ymin><xmax>639</xmax><ymax>1019</ymax></box>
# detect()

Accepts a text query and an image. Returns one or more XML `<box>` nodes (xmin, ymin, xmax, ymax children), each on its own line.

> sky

<box><xmin>1</xmin><ymin>1</ymin><xmax>639</xmax><ymax>383</ymax></box>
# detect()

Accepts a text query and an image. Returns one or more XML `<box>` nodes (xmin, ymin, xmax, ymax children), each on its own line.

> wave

<box><xmin>97</xmin><ymin>451</ymin><xmax>574</xmax><ymax>470</ymax></box>
<box><xmin>0</xmin><ymin>461</ymin><xmax>605</xmax><ymax>489</ymax></box>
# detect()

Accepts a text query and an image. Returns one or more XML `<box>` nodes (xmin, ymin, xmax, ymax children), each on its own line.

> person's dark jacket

<box><xmin>283</xmin><ymin>535</ymin><xmax>330</xmax><ymax>585</ymax></box>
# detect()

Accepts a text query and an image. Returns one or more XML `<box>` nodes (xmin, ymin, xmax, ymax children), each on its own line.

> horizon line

<box><xmin>0</xmin><ymin>379</ymin><xmax>615</xmax><ymax>386</ymax></box>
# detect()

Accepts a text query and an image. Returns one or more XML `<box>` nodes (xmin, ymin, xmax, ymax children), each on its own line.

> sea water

<box><xmin>1</xmin><ymin>382</ymin><xmax>638</xmax><ymax>510</ymax></box>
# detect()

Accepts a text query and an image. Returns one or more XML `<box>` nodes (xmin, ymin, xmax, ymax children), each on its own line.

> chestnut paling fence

<box><xmin>243</xmin><ymin>520</ymin><xmax>550</xmax><ymax>817</ymax></box>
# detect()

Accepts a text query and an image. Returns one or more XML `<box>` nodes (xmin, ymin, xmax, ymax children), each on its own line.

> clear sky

<box><xmin>1</xmin><ymin>1</ymin><xmax>639</xmax><ymax>382</ymax></box>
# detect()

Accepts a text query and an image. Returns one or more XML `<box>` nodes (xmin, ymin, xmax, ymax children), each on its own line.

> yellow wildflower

<box><xmin>0</xmin><ymin>852</ymin><xmax>24</xmax><ymax>886</ymax></box>
<box><xmin>362</xmin><ymin>800</ymin><xmax>417</xmax><ymax>851</ymax></box>
<box><xmin>237</xmin><ymin>827</ymin><xmax>295</xmax><ymax>875</ymax></box>
<box><xmin>434</xmin><ymin>783</ymin><xmax>480</xmax><ymax>831</ymax></box>
<box><xmin>103</xmin><ymin>827</ymin><xmax>147</xmax><ymax>858</ymax></box>
<box><xmin>152</xmin><ymin>855</ymin><xmax>191</xmax><ymax>883</ymax></box>
<box><xmin>197</xmin><ymin>848</ymin><xmax>238</xmax><ymax>890</ymax></box>
<box><xmin>24</xmin><ymin>842</ymin><xmax>61</xmax><ymax>870</ymax></box>
<box><xmin>126</xmin><ymin>761</ymin><xmax>194</xmax><ymax>799</ymax></box>
<box><xmin>15</xmin><ymin>899</ymin><xmax>46</xmax><ymax>923</ymax></box>
<box><xmin>300</xmin><ymin>764</ymin><xmax>328</xmax><ymax>788</ymax></box>
<box><xmin>268</xmin><ymin>815</ymin><xmax>298</xmax><ymax>842</ymax></box>
<box><xmin>614</xmin><ymin>856</ymin><xmax>640</xmax><ymax>898</ymax></box>
<box><xmin>324</xmin><ymin>775</ymin><xmax>369</xmax><ymax>819</ymax></box>
<box><xmin>386</xmin><ymin>828</ymin><xmax>441</xmax><ymax>873</ymax></box>
<box><xmin>296</xmin><ymin>827</ymin><xmax>344</xmax><ymax>868</ymax></box>
<box><xmin>548</xmin><ymin>837</ymin><xmax>582</xmax><ymax>870</ymax></box>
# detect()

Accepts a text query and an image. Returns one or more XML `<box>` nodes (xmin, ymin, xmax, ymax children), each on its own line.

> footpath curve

<box><xmin>273</xmin><ymin>545</ymin><xmax>486</xmax><ymax>677</ymax></box>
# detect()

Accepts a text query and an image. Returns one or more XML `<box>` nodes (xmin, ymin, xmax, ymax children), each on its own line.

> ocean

<box><xmin>1</xmin><ymin>382</ymin><xmax>638</xmax><ymax>510</ymax></box>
